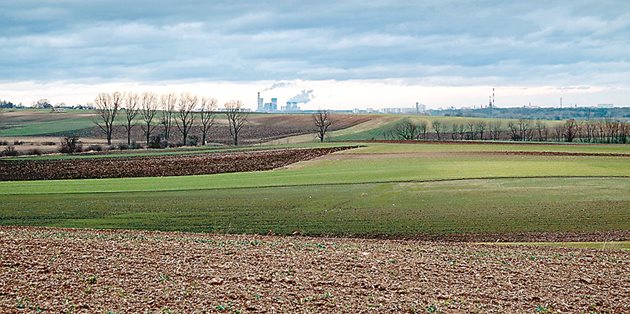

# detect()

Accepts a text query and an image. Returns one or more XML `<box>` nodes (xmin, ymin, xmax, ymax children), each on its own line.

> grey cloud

<box><xmin>1</xmin><ymin>1</ymin><xmax>629</xmax><ymax>87</ymax></box>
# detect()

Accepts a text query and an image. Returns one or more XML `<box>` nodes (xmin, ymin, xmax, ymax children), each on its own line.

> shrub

<box><xmin>149</xmin><ymin>135</ymin><xmax>166</xmax><ymax>149</ymax></box>
<box><xmin>26</xmin><ymin>148</ymin><xmax>43</xmax><ymax>156</ymax></box>
<box><xmin>86</xmin><ymin>144</ymin><xmax>103</xmax><ymax>152</ymax></box>
<box><xmin>118</xmin><ymin>143</ymin><xmax>129</xmax><ymax>150</ymax></box>
<box><xmin>59</xmin><ymin>136</ymin><xmax>82</xmax><ymax>154</ymax></box>
<box><xmin>42</xmin><ymin>141</ymin><xmax>56</xmax><ymax>146</ymax></box>
<box><xmin>1</xmin><ymin>146</ymin><xmax>19</xmax><ymax>157</ymax></box>
<box><xmin>130</xmin><ymin>141</ymin><xmax>142</xmax><ymax>149</ymax></box>
<box><xmin>188</xmin><ymin>135</ymin><xmax>199</xmax><ymax>146</ymax></box>
<box><xmin>13</xmin><ymin>140</ymin><xmax>24</xmax><ymax>145</ymax></box>
<box><xmin>0</xmin><ymin>140</ymin><xmax>8</xmax><ymax>145</ymax></box>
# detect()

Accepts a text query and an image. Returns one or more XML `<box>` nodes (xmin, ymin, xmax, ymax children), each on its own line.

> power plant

<box><xmin>256</xmin><ymin>91</ymin><xmax>308</xmax><ymax>112</ymax></box>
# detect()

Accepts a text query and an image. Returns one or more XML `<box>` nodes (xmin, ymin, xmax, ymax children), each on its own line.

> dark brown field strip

<box><xmin>0</xmin><ymin>146</ymin><xmax>356</xmax><ymax>181</ymax></box>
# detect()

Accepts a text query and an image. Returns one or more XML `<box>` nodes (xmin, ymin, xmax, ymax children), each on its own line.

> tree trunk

<box><xmin>145</xmin><ymin>123</ymin><xmax>151</xmax><ymax>145</ymax></box>
<box><xmin>127</xmin><ymin>122</ymin><xmax>132</xmax><ymax>145</ymax></box>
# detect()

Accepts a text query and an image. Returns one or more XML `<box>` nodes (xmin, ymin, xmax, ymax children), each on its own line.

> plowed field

<box><xmin>0</xmin><ymin>147</ymin><xmax>355</xmax><ymax>181</ymax></box>
<box><xmin>0</xmin><ymin>227</ymin><xmax>627</xmax><ymax>313</ymax></box>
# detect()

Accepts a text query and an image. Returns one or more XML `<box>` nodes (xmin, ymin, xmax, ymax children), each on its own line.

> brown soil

<box><xmin>0</xmin><ymin>226</ymin><xmax>627</xmax><ymax>313</ymax></box>
<box><xmin>0</xmin><ymin>147</ymin><xmax>355</xmax><ymax>181</ymax></box>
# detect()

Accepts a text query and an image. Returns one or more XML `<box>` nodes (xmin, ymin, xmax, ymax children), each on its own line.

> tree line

<box><xmin>386</xmin><ymin>118</ymin><xmax>629</xmax><ymax>143</ymax></box>
<box><xmin>93</xmin><ymin>91</ymin><xmax>249</xmax><ymax>146</ymax></box>
<box><xmin>429</xmin><ymin>106</ymin><xmax>630</xmax><ymax>120</ymax></box>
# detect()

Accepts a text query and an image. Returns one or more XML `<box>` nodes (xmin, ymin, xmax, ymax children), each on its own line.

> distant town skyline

<box><xmin>1</xmin><ymin>1</ymin><xmax>629</xmax><ymax>109</ymax></box>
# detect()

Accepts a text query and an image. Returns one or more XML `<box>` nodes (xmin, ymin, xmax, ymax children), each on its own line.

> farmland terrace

<box><xmin>1</xmin><ymin>142</ymin><xmax>628</xmax><ymax>240</ymax></box>
<box><xmin>0</xmin><ymin>141</ymin><xmax>629</xmax><ymax>313</ymax></box>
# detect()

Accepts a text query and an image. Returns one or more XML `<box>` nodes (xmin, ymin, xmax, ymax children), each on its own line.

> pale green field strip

<box><xmin>1</xmin><ymin>154</ymin><xmax>628</xmax><ymax>195</ymax></box>
<box><xmin>342</xmin><ymin>143</ymin><xmax>630</xmax><ymax>154</ymax></box>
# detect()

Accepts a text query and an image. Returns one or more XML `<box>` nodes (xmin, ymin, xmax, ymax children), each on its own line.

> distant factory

<box><xmin>353</xmin><ymin>102</ymin><xmax>426</xmax><ymax>115</ymax></box>
<box><xmin>256</xmin><ymin>90</ymin><xmax>313</xmax><ymax>113</ymax></box>
<box><xmin>257</xmin><ymin>93</ymin><xmax>281</xmax><ymax>112</ymax></box>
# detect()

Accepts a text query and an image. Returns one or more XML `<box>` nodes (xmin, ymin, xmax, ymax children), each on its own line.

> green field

<box><xmin>329</xmin><ymin>115</ymin><xmax>563</xmax><ymax>141</ymax></box>
<box><xmin>1</xmin><ymin>142</ymin><xmax>628</xmax><ymax>237</ymax></box>
<box><xmin>0</xmin><ymin>109</ymin><xmax>99</xmax><ymax>136</ymax></box>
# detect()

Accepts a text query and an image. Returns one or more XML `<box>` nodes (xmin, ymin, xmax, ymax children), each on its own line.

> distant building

<box><xmin>257</xmin><ymin>92</ymin><xmax>264</xmax><ymax>111</ymax></box>
<box><xmin>352</xmin><ymin>104</ymin><xmax>426</xmax><ymax>115</ymax></box>
<box><xmin>282</xmin><ymin>101</ymin><xmax>300</xmax><ymax>112</ymax></box>
<box><xmin>257</xmin><ymin>94</ymin><xmax>279</xmax><ymax>112</ymax></box>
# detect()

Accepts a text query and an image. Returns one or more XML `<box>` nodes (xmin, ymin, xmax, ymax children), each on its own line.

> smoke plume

<box><xmin>287</xmin><ymin>89</ymin><xmax>314</xmax><ymax>103</ymax></box>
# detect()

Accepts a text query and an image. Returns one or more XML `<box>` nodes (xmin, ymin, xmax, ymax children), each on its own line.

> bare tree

<box><xmin>418</xmin><ymin>121</ymin><xmax>428</xmax><ymax>139</ymax></box>
<box><xmin>474</xmin><ymin>121</ymin><xmax>487</xmax><ymax>140</ymax></box>
<box><xmin>619</xmin><ymin>121</ymin><xmax>629</xmax><ymax>144</ymax></box>
<box><xmin>199</xmin><ymin>97</ymin><xmax>218</xmax><ymax>145</ymax></box>
<box><xmin>123</xmin><ymin>92</ymin><xmax>140</xmax><ymax>145</ymax></box>
<box><xmin>312</xmin><ymin>110</ymin><xmax>333</xmax><ymax>142</ymax></box>
<box><xmin>140</xmin><ymin>92</ymin><xmax>158</xmax><ymax>145</ymax></box>
<box><xmin>517</xmin><ymin>119</ymin><xmax>533</xmax><ymax>141</ymax></box>
<box><xmin>534</xmin><ymin>120</ymin><xmax>548</xmax><ymax>141</ymax></box>
<box><xmin>563</xmin><ymin>119</ymin><xmax>578</xmax><ymax>142</ymax></box>
<box><xmin>489</xmin><ymin>121</ymin><xmax>502</xmax><ymax>140</ymax></box>
<box><xmin>93</xmin><ymin>92</ymin><xmax>122</xmax><ymax>145</ymax></box>
<box><xmin>507</xmin><ymin>121</ymin><xmax>520</xmax><ymax>141</ymax></box>
<box><xmin>160</xmin><ymin>93</ymin><xmax>177</xmax><ymax>142</ymax></box>
<box><xmin>224</xmin><ymin>100</ymin><xmax>249</xmax><ymax>145</ymax></box>
<box><xmin>175</xmin><ymin>93</ymin><xmax>197</xmax><ymax>146</ymax></box>
<box><xmin>466</xmin><ymin>121</ymin><xmax>476</xmax><ymax>140</ymax></box>
<box><xmin>393</xmin><ymin>118</ymin><xmax>420</xmax><ymax>140</ymax></box>
<box><xmin>451</xmin><ymin>123</ymin><xmax>459</xmax><ymax>140</ymax></box>
<box><xmin>457</xmin><ymin>124</ymin><xmax>466</xmax><ymax>140</ymax></box>
<box><xmin>431</xmin><ymin>120</ymin><xmax>442</xmax><ymax>140</ymax></box>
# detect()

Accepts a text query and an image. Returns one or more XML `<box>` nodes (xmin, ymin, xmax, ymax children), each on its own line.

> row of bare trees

<box><xmin>553</xmin><ymin>119</ymin><xmax>629</xmax><ymax>143</ymax></box>
<box><xmin>93</xmin><ymin>92</ymin><xmax>249</xmax><ymax>146</ymax></box>
<box><xmin>387</xmin><ymin>118</ymin><xmax>629</xmax><ymax>143</ymax></box>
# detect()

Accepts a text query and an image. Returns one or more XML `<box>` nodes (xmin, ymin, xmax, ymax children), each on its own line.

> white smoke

<box><xmin>262</xmin><ymin>81</ymin><xmax>293</xmax><ymax>92</ymax></box>
<box><xmin>287</xmin><ymin>89</ymin><xmax>314</xmax><ymax>104</ymax></box>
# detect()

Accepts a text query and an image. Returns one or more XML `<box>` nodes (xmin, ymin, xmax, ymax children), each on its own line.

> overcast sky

<box><xmin>1</xmin><ymin>1</ymin><xmax>629</xmax><ymax>109</ymax></box>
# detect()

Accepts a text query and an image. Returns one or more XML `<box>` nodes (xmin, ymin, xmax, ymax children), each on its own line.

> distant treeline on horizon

<box><xmin>428</xmin><ymin>106</ymin><xmax>630</xmax><ymax>120</ymax></box>
<box><xmin>2</xmin><ymin>99</ymin><xmax>630</xmax><ymax>121</ymax></box>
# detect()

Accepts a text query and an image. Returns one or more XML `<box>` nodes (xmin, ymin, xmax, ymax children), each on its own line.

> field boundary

<box><xmin>2</xmin><ymin>226</ymin><xmax>629</xmax><ymax>243</ymax></box>
<box><xmin>335</xmin><ymin>139</ymin><xmax>628</xmax><ymax>146</ymax></box>
<box><xmin>3</xmin><ymin>175</ymin><xmax>628</xmax><ymax>195</ymax></box>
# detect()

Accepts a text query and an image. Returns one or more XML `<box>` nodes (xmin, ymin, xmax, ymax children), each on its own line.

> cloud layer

<box><xmin>1</xmin><ymin>1</ymin><xmax>628</xmax><ymax>107</ymax></box>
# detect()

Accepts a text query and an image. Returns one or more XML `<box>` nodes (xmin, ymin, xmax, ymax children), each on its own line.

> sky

<box><xmin>1</xmin><ymin>0</ymin><xmax>629</xmax><ymax>110</ymax></box>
